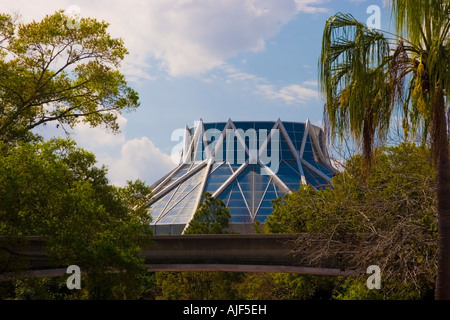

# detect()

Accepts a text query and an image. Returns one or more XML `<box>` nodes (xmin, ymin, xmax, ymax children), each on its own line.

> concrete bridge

<box><xmin>0</xmin><ymin>235</ymin><xmax>358</xmax><ymax>280</ymax></box>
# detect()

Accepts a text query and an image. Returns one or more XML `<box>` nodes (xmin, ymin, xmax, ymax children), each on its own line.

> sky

<box><xmin>1</xmin><ymin>0</ymin><xmax>393</xmax><ymax>186</ymax></box>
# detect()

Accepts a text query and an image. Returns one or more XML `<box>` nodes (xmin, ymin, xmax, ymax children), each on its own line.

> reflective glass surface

<box><xmin>149</xmin><ymin>121</ymin><xmax>336</xmax><ymax>234</ymax></box>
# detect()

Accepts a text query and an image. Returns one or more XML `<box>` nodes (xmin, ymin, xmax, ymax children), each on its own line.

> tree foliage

<box><xmin>0</xmin><ymin>138</ymin><xmax>153</xmax><ymax>299</ymax></box>
<box><xmin>320</xmin><ymin>0</ymin><xmax>449</xmax><ymax>299</ymax></box>
<box><xmin>237</xmin><ymin>273</ymin><xmax>337</xmax><ymax>300</ymax></box>
<box><xmin>155</xmin><ymin>193</ymin><xmax>235</xmax><ymax>300</ymax></box>
<box><xmin>320</xmin><ymin>5</ymin><xmax>449</xmax><ymax>170</ymax></box>
<box><xmin>156</xmin><ymin>271</ymin><xmax>243</xmax><ymax>300</ymax></box>
<box><xmin>184</xmin><ymin>193</ymin><xmax>231</xmax><ymax>235</ymax></box>
<box><xmin>266</xmin><ymin>143</ymin><xmax>437</xmax><ymax>299</ymax></box>
<box><xmin>0</xmin><ymin>9</ymin><xmax>152</xmax><ymax>300</ymax></box>
<box><xmin>0</xmin><ymin>11</ymin><xmax>138</xmax><ymax>143</ymax></box>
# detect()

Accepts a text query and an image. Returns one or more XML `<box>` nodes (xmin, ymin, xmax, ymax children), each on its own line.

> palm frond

<box><xmin>320</xmin><ymin>13</ymin><xmax>393</xmax><ymax>171</ymax></box>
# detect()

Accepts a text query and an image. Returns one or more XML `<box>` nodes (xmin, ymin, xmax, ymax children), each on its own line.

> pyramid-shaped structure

<box><xmin>147</xmin><ymin>119</ymin><xmax>337</xmax><ymax>235</ymax></box>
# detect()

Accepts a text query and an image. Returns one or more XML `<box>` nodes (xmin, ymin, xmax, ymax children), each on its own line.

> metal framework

<box><xmin>147</xmin><ymin>120</ymin><xmax>337</xmax><ymax>235</ymax></box>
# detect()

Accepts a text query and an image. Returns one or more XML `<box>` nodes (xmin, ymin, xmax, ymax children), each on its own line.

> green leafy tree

<box><xmin>184</xmin><ymin>193</ymin><xmax>231</xmax><ymax>235</ymax></box>
<box><xmin>155</xmin><ymin>193</ymin><xmax>238</xmax><ymax>300</ymax></box>
<box><xmin>0</xmin><ymin>138</ymin><xmax>153</xmax><ymax>299</ymax></box>
<box><xmin>237</xmin><ymin>273</ymin><xmax>337</xmax><ymax>300</ymax></box>
<box><xmin>319</xmin><ymin>1</ymin><xmax>449</xmax><ymax>299</ymax></box>
<box><xmin>267</xmin><ymin>143</ymin><xmax>437</xmax><ymax>299</ymax></box>
<box><xmin>0</xmin><ymin>11</ymin><xmax>138</xmax><ymax>143</ymax></box>
<box><xmin>156</xmin><ymin>271</ymin><xmax>243</xmax><ymax>300</ymax></box>
<box><xmin>0</xmin><ymin>9</ymin><xmax>151</xmax><ymax>300</ymax></box>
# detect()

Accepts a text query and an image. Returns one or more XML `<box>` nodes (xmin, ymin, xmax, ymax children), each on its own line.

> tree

<box><xmin>0</xmin><ymin>9</ymin><xmax>149</xmax><ymax>300</ymax></box>
<box><xmin>0</xmin><ymin>138</ymin><xmax>153</xmax><ymax>299</ymax></box>
<box><xmin>155</xmin><ymin>193</ymin><xmax>236</xmax><ymax>300</ymax></box>
<box><xmin>319</xmin><ymin>1</ymin><xmax>449</xmax><ymax>299</ymax></box>
<box><xmin>266</xmin><ymin>143</ymin><xmax>437</xmax><ymax>299</ymax></box>
<box><xmin>184</xmin><ymin>193</ymin><xmax>231</xmax><ymax>235</ymax></box>
<box><xmin>237</xmin><ymin>273</ymin><xmax>337</xmax><ymax>300</ymax></box>
<box><xmin>155</xmin><ymin>271</ymin><xmax>243</xmax><ymax>300</ymax></box>
<box><xmin>0</xmin><ymin>11</ymin><xmax>138</xmax><ymax>143</ymax></box>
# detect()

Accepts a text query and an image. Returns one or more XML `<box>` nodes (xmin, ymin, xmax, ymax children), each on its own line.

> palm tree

<box><xmin>319</xmin><ymin>1</ymin><xmax>450</xmax><ymax>299</ymax></box>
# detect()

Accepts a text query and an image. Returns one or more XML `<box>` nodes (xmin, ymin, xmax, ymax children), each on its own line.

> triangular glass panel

<box><xmin>279</xmin><ymin>131</ymin><xmax>295</xmax><ymax>161</ymax></box>
<box><xmin>193</xmin><ymin>134</ymin><xmax>205</xmax><ymax>162</ymax></box>
<box><xmin>276</xmin><ymin>161</ymin><xmax>301</xmax><ymax>191</ymax></box>
<box><xmin>302</xmin><ymin>134</ymin><xmax>315</xmax><ymax>162</ymax></box>
<box><xmin>272</xmin><ymin>181</ymin><xmax>288</xmax><ymax>198</ymax></box>
<box><xmin>149</xmin><ymin>188</ymin><xmax>177</xmax><ymax>223</ymax></box>
<box><xmin>284</xmin><ymin>161</ymin><xmax>301</xmax><ymax>175</ymax></box>
<box><xmin>161</xmin><ymin>183</ymin><xmax>202</xmax><ymax>225</ymax></box>
<box><xmin>169</xmin><ymin>164</ymin><xmax>190</xmax><ymax>183</ymax></box>
<box><xmin>255</xmin><ymin>187</ymin><xmax>279</xmax><ymax>222</ymax></box>
<box><xmin>292</xmin><ymin>123</ymin><xmax>306</xmax><ymax>147</ymax></box>
<box><xmin>168</xmin><ymin>169</ymin><xmax>204</xmax><ymax>205</ymax></box>
<box><xmin>221</xmin><ymin>130</ymin><xmax>249</xmax><ymax>166</ymax></box>
<box><xmin>210</xmin><ymin>162</ymin><xmax>225</xmax><ymax>173</ymax></box>
<box><xmin>204</xmin><ymin>162</ymin><xmax>234</xmax><ymax>194</ymax></box>
<box><xmin>216</xmin><ymin>180</ymin><xmax>251</xmax><ymax>223</ymax></box>
<box><xmin>234</xmin><ymin>164</ymin><xmax>272</xmax><ymax>217</ymax></box>
<box><xmin>303</xmin><ymin>167</ymin><xmax>328</xmax><ymax>190</ymax></box>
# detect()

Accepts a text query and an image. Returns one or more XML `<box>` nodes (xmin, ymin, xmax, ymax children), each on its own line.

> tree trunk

<box><xmin>434</xmin><ymin>88</ymin><xmax>450</xmax><ymax>300</ymax></box>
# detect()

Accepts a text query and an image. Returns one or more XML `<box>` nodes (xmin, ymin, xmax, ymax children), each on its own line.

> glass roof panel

<box><xmin>302</xmin><ymin>135</ymin><xmax>315</xmax><ymax>162</ymax></box>
<box><xmin>149</xmin><ymin>122</ymin><xmax>334</xmax><ymax>234</ymax></box>
<box><xmin>303</xmin><ymin>167</ymin><xmax>329</xmax><ymax>190</ymax></box>
<box><xmin>279</xmin><ymin>134</ymin><xmax>295</xmax><ymax>161</ymax></box>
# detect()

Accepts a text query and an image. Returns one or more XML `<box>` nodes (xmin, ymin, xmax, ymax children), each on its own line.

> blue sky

<box><xmin>3</xmin><ymin>0</ymin><xmax>393</xmax><ymax>186</ymax></box>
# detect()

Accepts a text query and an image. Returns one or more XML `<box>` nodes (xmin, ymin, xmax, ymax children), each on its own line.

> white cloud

<box><xmin>33</xmin><ymin>113</ymin><xmax>175</xmax><ymax>187</ymax></box>
<box><xmin>68</xmin><ymin>115</ymin><xmax>175</xmax><ymax>187</ymax></box>
<box><xmin>72</xmin><ymin>113</ymin><xmax>128</xmax><ymax>149</ymax></box>
<box><xmin>256</xmin><ymin>83</ymin><xmax>320</xmax><ymax>105</ymax></box>
<box><xmin>295</xmin><ymin>0</ymin><xmax>330</xmax><ymax>13</ymax></box>
<box><xmin>302</xmin><ymin>80</ymin><xmax>319</xmax><ymax>87</ymax></box>
<box><xmin>102</xmin><ymin>137</ymin><xmax>176</xmax><ymax>187</ymax></box>
<box><xmin>2</xmin><ymin>0</ymin><xmax>329</xmax><ymax>79</ymax></box>
<box><xmin>215</xmin><ymin>64</ymin><xmax>320</xmax><ymax>105</ymax></box>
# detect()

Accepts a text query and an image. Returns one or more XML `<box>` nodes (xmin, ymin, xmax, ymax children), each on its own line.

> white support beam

<box><xmin>235</xmin><ymin>176</ymin><xmax>252</xmax><ymax>218</ymax></box>
<box><xmin>181</xmin><ymin>125</ymin><xmax>191</xmax><ymax>164</ymax></box>
<box><xmin>229</xmin><ymin>121</ymin><xmax>249</xmax><ymax>155</ymax></box>
<box><xmin>299</xmin><ymin>119</ymin><xmax>310</xmax><ymax>159</ymax></box>
<box><xmin>258</xmin><ymin>159</ymin><xmax>291</xmax><ymax>194</ymax></box>
<box><xmin>229</xmin><ymin>120</ymin><xmax>253</xmax><ymax>162</ymax></box>
<box><xmin>192</xmin><ymin>158</ymin><xmax>213</xmax><ymax>212</ymax></box>
<box><xmin>212</xmin><ymin>161</ymin><xmax>249</xmax><ymax>199</ymax></box>
<box><xmin>192</xmin><ymin>119</ymin><xmax>205</xmax><ymax>163</ymax></box>
<box><xmin>308</xmin><ymin>124</ymin><xmax>337</xmax><ymax>173</ymax></box>
<box><xmin>301</xmin><ymin>159</ymin><xmax>332</xmax><ymax>184</ymax></box>
<box><xmin>201</xmin><ymin>121</ymin><xmax>211</xmax><ymax>159</ymax></box>
<box><xmin>255</xmin><ymin>121</ymin><xmax>291</xmax><ymax>204</ymax></box>
<box><xmin>253</xmin><ymin>177</ymin><xmax>273</xmax><ymax>222</ymax></box>
<box><xmin>183</xmin><ymin>121</ymin><xmax>202</xmax><ymax>164</ymax></box>
<box><xmin>154</xmin><ymin>181</ymin><xmax>182</xmax><ymax>224</ymax></box>
<box><xmin>212</xmin><ymin>119</ymin><xmax>234</xmax><ymax>162</ymax></box>
<box><xmin>277</xmin><ymin>119</ymin><xmax>307</xmax><ymax>185</ymax></box>
<box><xmin>258</xmin><ymin>121</ymin><xmax>279</xmax><ymax>160</ymax></box>
<box><xmin>182</xmin><ymin>158</ymin><xmax>214</xmax><ymax>234</ymax></box>
<box><xmin>151</xmin><ymin>165</ymin><xmax>187</xmax><ymax>195</ymax></box>
<box><xmin>151</xmin><ymin>160</ymin><xmax>208</xmax><ymax>203</ymax></box>
<box><xmin>308</xmin><ymin>124</ymin><xmax>327</xmax><ymax>164</ymax></box>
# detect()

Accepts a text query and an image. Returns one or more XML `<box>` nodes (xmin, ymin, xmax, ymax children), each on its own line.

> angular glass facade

<box><xmin>147</xmin><ymin>119</ymin><xmax>336</xmax><ymax>235</ymax></box>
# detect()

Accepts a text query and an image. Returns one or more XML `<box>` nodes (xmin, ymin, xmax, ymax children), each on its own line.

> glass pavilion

<box><xmin>147</xmin><ymin>119</ymin><xmax>337</xmax><ymax>235</ymax></box>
